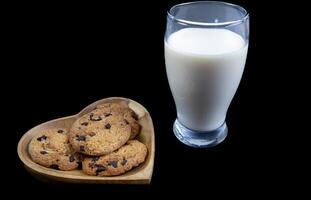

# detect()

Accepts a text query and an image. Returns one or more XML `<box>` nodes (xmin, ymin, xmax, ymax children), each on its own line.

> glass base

<box><xmin>173</xmin><ymin>119</ymin><xmax>228</xmax><ymax>148</ymax></box>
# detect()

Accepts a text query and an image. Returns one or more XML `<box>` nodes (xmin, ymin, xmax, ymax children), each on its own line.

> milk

<box><xmin>165</xmin><ymin>28</ymin><xmax>248</xmax><ymax>131</ymax></box>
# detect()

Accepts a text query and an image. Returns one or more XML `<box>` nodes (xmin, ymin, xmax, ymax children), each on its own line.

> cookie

<box><xmin>28</xmin><ymin>128</ymin><xmax>81</xmax><ymax>171</ymax></box>
<box><xmin>69</xmin><ymin>110</ymin><xmax>131</xmax><ymax>156</ymax></box>
<box><xmin>96</xmin><ymin>103</ymin><xmax>141</xmax><ymax>139</ymax></box>
<box><xmin>82</xmin><ymin>140</ymin><xmax>147</xmax><ymax>176</ymax></box>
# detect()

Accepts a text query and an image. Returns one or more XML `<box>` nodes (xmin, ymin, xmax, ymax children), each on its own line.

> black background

<box><xmin>12</xmin><ymin>0</ymin><xmax>308</xmax><ymax>198</ymax></box>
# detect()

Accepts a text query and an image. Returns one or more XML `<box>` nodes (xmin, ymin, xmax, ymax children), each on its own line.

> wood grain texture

<box><xmin>17</xmin><ymin>97</ymin><xmax>155</xmax><ymax>184</ymax></box>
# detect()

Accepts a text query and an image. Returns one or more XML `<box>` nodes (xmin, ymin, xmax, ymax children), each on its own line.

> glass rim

<box><xmin>167</xmin><ymin>1</ymin><xmax>249</xmax><ymax>27</ymax></box>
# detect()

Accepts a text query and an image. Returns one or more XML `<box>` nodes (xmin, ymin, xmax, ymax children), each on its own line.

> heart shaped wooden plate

<box><xmin>17</xmin><ymin>97</ymin><xmax>155</xmax><ymax>184</ymax></box>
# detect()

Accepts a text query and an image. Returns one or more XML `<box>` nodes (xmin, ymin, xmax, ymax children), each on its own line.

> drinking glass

<box><xmin>165</xmin><ymin>1</ymin><xmax>249</xmax><ymax>147</ymax></box>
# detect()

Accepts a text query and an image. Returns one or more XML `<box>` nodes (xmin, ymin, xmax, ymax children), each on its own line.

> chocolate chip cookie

<box><xmin>96</xmin><ymin>103</ymin><xmax>141</xmax><ymax>139</ymax></box>
<box><xmin>28</xmin><ymin>128</ymin><xmax>81</xmax><ymax>170</ymax></box>
<box><xmin>69</xmin><ymin>110</ymin><xmax>131</xmax><ymax>156</ymax></box>
<box><xmin>82</xmin><ymin>140</ymin><xmax>147</xmax><ymax>176</ymax></box>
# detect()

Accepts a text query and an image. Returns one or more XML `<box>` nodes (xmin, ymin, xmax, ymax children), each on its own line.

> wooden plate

<box><xmin>17</xmin><ymin>97</ymin><xmax>155</xmax><ymax>184</ymax></box>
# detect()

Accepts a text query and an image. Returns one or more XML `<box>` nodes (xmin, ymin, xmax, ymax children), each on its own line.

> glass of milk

<box><xmin>165</xmin><ymin>1</ymin><xmax>249</xmax><ymax>147</ymax></box>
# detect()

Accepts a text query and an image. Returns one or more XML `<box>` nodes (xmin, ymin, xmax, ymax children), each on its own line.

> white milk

<box><xmin>165</xmin><ymin>28</ymin><xmax>248</xmax><ymax>131</ymax></box>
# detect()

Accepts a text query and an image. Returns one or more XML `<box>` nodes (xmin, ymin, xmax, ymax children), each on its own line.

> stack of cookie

<box><xmin>28</xmin><ymin>103</ymin><xmax>148</xmax><ymax>176</ymax></box>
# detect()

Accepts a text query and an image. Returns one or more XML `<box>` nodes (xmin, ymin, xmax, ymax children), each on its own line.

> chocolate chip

<box><xmin>92</xmin><ymin>157</ymin><xmax>100</xmax><ymax>162</ymax></box>
<box><xmin>108</xmin><ymin>160</ymin><xmax>118</xmax><ymax>168</ymax></box>
<box><xmin>132</xmin><ymin>113</ymin><xmax>138</xmax><ymax>120</ymax></box>
<box><xmin>88</xmin><ymin>132</ymin><xmax>96</xmax><ymax>137</ymax></box>
<box><xmin>81</xmin><ymin>122</ymin><xmax>88</xmax><ymax>126</ymax></box>
<box><xmin>105</xmin><ymin>123</ymin><xmax>111</xmax><ymax>129</ymax></box>
<box><xmin>121</xmin><ymin>159</ymin><xmax>127</xmax><ymax>166</ymax></box>
<box><xmin>90</xmin><ymin>113</ymin><xmax>102</xmax><ymax>121</ymax></box>
<box><xmin>95</xmin><ymin>165</ymin><xmax>107</xmax><ymax>175</ymax></box>
<box><xmin>80</xmin><ymin>146</ymin><xmax>85</xmax><ymax>152</ymax></box>
<box><xmin>57</xmin><ymin>129</ymin><xmax>64</xmax><ymax>133</ymax></box>
<box><xmin>50</xmin><ymin>164</ymin><xmax>59</xmax><ymax>169</ymax></box>
<box><xmin>124</xmin><ymin>119</ymin><xmax>129</xmax><ymax>125</ymax></box>
<box><xmin>77</xmin><ymin>161</ymin><xmax>82</xmax><ymax>168</ymax></box>
<box><xmin>89</xmin><ymin>162</ymin><xmax>96</xmax><ymax>168</ymax></box>
<box><xmin>69</xmin><ymin>155</ymin><xmax>75</xmax><ymax>162</ymax></box>
<box><xmin>37</xmin><ymin>135</ymin><xmax>47</xmax><ymax>141</ymax></box>
<box><xmin>104</xmin><ymin>113</ymin><xmax>112</xmax><ymax>117</ymax></box>
<box><xmin>40</xmin><ymin>151</ymin><xmax>48</xmax><ymax>155</ymax></box>
<box><xmin>89</xmin><ymin>163</ymin><xmax>104</xmax><ymax>169</ymax></box>
<box><xmin>95</xmin><ymin>164</ymin><xmax>104</xmax><ymax>168</ymax></box>
<box><xmin>76</xmin><ymin>135</ymin><xmax>86</xmax><ymax>141</ymax></box>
